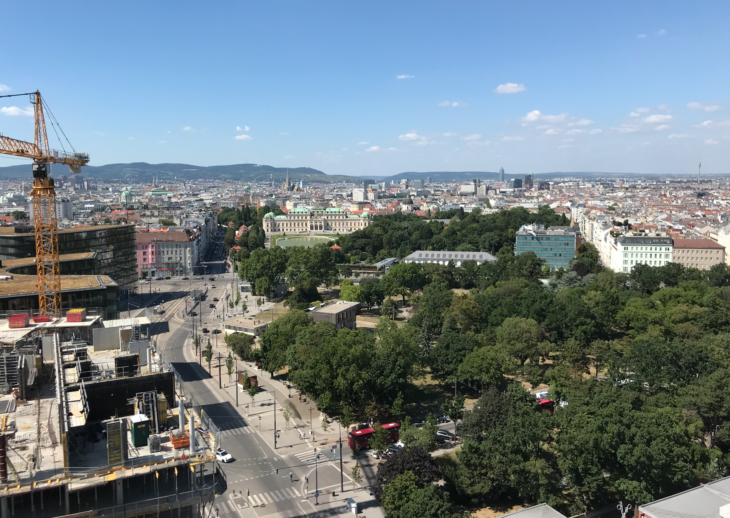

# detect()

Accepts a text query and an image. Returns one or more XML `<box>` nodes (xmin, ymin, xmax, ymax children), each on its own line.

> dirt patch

<box><xmin>472</xmin><ymin>505</ymin><xmax>525</xmax><ymax>518</ymax></box>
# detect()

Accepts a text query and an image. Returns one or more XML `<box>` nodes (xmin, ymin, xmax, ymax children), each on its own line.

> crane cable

<box><xmin>42</xmin><ymin>98</ymin><xmax>77</xmax><ymax>155</ymax></box>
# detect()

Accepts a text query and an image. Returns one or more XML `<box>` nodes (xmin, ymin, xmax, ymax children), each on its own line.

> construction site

<box><xmin>0</xmin><ymin>314</ymin><xmax>218</xmax><ymax>517</ymax></box>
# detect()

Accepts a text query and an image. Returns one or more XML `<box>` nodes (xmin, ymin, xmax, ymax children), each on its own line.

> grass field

<box><xmin>270</xmin><ymin>234</ymin><xmax>339</xmax><ymax>248</ymax></box>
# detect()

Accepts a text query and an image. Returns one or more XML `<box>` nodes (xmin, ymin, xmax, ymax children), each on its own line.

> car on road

<box><xmin>215</xmin><ymin>448</ymin><xmax>233</xmax><ymax>463</ymax></box>
<box><xmin>209</xmin><ymin>277</ymin><xmax>215</xmax><ymax>281</ymax></box>
<box><xmin>202</xmin><ymin>328</ymin><xmax>209</xmax><ymax>333</ymax></box>
<box><xmin>196</xmin><ymin>276</ymin><xmax>203</xmax><ymax>280</ymax></box>
<box><xmin>165</xmin><ymin>277</ymin><xmax>171</xmax><ymax>280</ymax></box>
<box><xmin>155</xmin><ymin>277</ymin><xmax>164</xmax><ymax>281</ymax></box>
<box><xmin>213</xmin><ymin>297</ymin><xmax>219</xmax><ymax>301</ymax></box>
<box><xmin>190</xmin><ymin>312</ymin><xmax>198</xmax><ymax>317</ymax></box>
<box><xmin>139</xmin><ymin>280</ymin><xmax>149</xmax><ymax>284</ymax></box>
<box><xmin>211</xmin><ymin>285</ymin><xmax>216</xmax><ymax>288</ymax></box>
<box><xmin>435</xmin><ymin>429</ymin><xmax>456</xmax><ymax>443</ymax></box>
<box><xmin>182</xmin><ymin>276</ymin><xmax>189</xmax><ymax>280</ymax></box>
<box><xmin>212</xmin><ymin>329</ymin><xmax>221</xmax><ymax>334</ymax></box>
<box><xmin>209</xmin><ymin>303</ymin><xmax>215</xmax><ymax>308</ymax></box>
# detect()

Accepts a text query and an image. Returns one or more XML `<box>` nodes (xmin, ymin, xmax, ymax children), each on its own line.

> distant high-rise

<box><xmin>509</xmin><ymin>178</ymin><xmax>523</xmax><ymax>189</ymax></box>
<box><xmin>427</xmin><ymin>176</ymin><xmax>432</xmax><ymax>184</ymax></box>
<box><xmin>499</xmin><ymin>167</ymin><xmax>505</xmax><ymax>182</ymax></box>
<box><xmin>524</xmin><ymin>174</ymin><xmax>533</xmax><ymax>189</ymax></box>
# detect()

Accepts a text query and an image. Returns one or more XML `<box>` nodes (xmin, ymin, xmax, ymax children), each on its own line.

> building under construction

<box><xmin>0</xmin><ymin>316</ymin><xmax>218</xmax><ymax>518</ymax></box>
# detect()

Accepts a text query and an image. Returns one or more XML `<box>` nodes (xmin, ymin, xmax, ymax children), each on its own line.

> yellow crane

<box><xmin>0</xmin><ymin>91</ymin><xmax>89</xmax><ymax>316</ymax></box>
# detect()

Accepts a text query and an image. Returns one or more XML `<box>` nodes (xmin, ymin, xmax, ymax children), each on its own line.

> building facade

<box><xmin>672</xmin><ymin>238</ymin><xmax>725</xmax><ymax>270</ymax></box>
<box><xmin>402</xmin><ymin>250</ymin><xmax>497</xmax><ymax>266</ymax></box>
<box><xmin>262</xmin><ymin>207</ymin><xmax>370</xmax><ymax>233</ymax></box>
<box><xmin>610</xmin><ymin>235</ymin><xmax>673</xmax><ymax>273</ymax></box>
<box><xmin>312</xmin><ymin>301</ymin><xmax>360</xmax><ymax>330</ymax></box>
<box><xmin>136</xmin><ymin>231</ymin><xmax>198</xmax><ymax>278</ymax></box>
<box><xmin>0</xmin><ymin>224</ymin><xmax>138</xmax><ymax>292</ymax></box>
<box><xmin>515</xmin><ymin>225</ymin><xmax>579</xmax><ymax>270</ymax></box>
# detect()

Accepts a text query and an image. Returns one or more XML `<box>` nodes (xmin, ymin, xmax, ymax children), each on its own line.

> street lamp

<box><xmin>314</xmin><ymin>448</ymin><xmax>319</xmax><ymax>505</ymax></box>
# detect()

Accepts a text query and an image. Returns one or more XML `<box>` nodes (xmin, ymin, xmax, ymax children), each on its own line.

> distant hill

<box><xmin>0</xmin><ymin>162</ymin><xmax>365</xmax><ymax>184</ymax></box>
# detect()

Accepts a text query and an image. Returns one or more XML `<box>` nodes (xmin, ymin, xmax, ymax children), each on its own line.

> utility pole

<box><xmin>274</xmin><ymin>396</ymin><xmax>277</xmax><ymax>449</ymax></box>
<box><xmin>218</xmin><ymin>352</ymin><xmax>222</xmax><ymax>389</ymax></box>
<box><xmin>339</xmin><ymin>422</ymin><xmax>344</xmax><ymax>492</ymax></box>
<box><xmin>315</xmin><ymin>448</ymin><xmax>319</xmax><ymax>506</ymax></box>
<box><xmin>235</xmin><ymin>360</ymin><xmax>238</xmax><ymax>407</ymax></box>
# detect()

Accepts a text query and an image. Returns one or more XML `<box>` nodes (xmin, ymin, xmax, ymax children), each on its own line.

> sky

<box><xmin>1</xmin><ymin>1</ymin><xmax>730</xmax><ymax>177</ymax></box>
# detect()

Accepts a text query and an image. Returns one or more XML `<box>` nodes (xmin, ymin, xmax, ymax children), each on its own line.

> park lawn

<box><xmin>255</xmin><ymin>307</ymin><xmax>291</xmax><ymax>322</ymax></box>
<box><xmin>270</xmin><ymin>233</ymin><xmax>340</xmax><ymax>248</ymax></box>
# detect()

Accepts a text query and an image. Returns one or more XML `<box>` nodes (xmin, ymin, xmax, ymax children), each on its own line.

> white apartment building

<box><xmin>610</xmin><ymin>235</ymin><xmax>673</xmax><ymax>273</ymax></box>
<box><xmin>57</xmin><ymin>198</ymin><xmax>74</xmax><ymax>220</ymax></box>
<box><xmin>352</xmin><ymin>189</ymin><xmax>366</xmax><ymax>202</ymax></box>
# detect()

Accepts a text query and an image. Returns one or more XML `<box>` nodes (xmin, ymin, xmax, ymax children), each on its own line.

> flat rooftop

<box><xmin>0</xmin><ymin>224</ymin><xmax>128</xmax><ymax>236</ymax></box>
<box><xmin>314</xmin><ymin>301</ymin><xmax>360</xmax><ymax>314</ymax></box>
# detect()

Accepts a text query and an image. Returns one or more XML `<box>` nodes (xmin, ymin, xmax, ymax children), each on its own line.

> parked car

<box><xmin>182</xmin><ymin>276</ymin><xmax>189</xmax><ymax>280</ymax></box>
<box><xmin>436</xmin><ymin>415</ymin><xmax>449</xmax><ymax>424</ymax></box>
<box><xmin>196</xmin><ymin>276</ymin><xmax>203</xmax><ymax>280</ymax></box>
<box><xmin>215</xmin><ymin>448</ymin><xmax>233</xmax><ymax>463</ymax></box>
<box><xmin>209</xmin><ymin>277</ymin><xmax>215</xmax><ymax>281</ymax></box>
<box><xmin>190</xmin><ymin>312</ymin><xmax>198</xmax><ymax>317</ymax></box>
<box><xmin>165</xmin><ymin>277</ymin><xmax>171</xmax><ymax>280</ymax></box>
<box><xmin>209</xmin><ymin>304</ymin><xmax>215</xmax><ymax>308</ymax></box>
<box><xmin>140</xmin><ymin>280</ymin><xmax>149</xmax><ymax>284</ymax></box>
<box><xmin>435</xmin><ymin>429</ymin><xmax>455</xmax><ymax>443</ymax></box>
<box><xmin>212</xmin><ymin>329</ymin><xmax>221</xmax><ymax>334</ymax></box>
<box><xmin>202</xmin><ymin>328</ymin><xmax>209</xmax><ymax>333</ymax></box>
<box><xmin>155</xmin><ymin>277</ymin><xmax>164</xmax><ymax>281</ymax></box>
<box><xmin>211</xmin><ymin>285</ymin><xmax>216</xmax><ymax>288</ymax></box>
<box><xmin>213</xmin><ymin>297</ymin><xmax>219</xmax><ymax>301</ymax></box>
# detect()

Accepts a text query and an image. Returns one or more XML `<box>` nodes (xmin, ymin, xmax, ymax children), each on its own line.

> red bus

<box><xmin>348</xmin><ymin>422</ymin><xmax>400</xmax><ymax>450</ymax></box>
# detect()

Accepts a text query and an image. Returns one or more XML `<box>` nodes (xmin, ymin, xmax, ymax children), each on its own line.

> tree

<box><xmin>370</xmin><ymin>423</ymin><xmax>390</xmax><ymax>455</ymax></box>
<box><xmin>11</xmin><ymin>210</ymin><xmax>28</xmax><ymax>222</ymax></box>
<box><xmin>381</xmin><ymin>471</ymin><xmax>459</xmax><ymax>518</ymax></box>
<box><xmin>225</xmin><ymin>333</ymin><xmax>255</xmax><ymax>360</ymax></box>
<box><xmin>282</xmin><ymin>404</ymin><xmax>292</xmax><ymax>430</ymax></box>
<box><xmin>399</xmin><ymin>415</ymin><xmax>438</xmax><ymax>452</ymax></box>
<box><xmin>382</xmin><ymin>263</ymin><xmax>427</xmax><ymax>303</ymax></box>
<box><xmin>239</xmin><ymin>247</ymin><xmax>288</xmax><ymax>297</ymax></box>
<box><xmin>496</xmin><ymin>317</ymin><xmax>542</xmax><ymax>372</ymax></box>
<box><xmin>390</xmin><ymin>391</ymin><xmax>406</xmax><ymax>419</ymax></box>
<box><xmin>339</xmin><ymin>279</ymin><xmax>363</xmax><ymax>302</ymax></box>
<box><xmin>258</xmin><ymin>309</ymin><xmax>313</xmax><ymax>375</ymax></box>
<box><xmin>285</xmin><ymin>244</ymin><xmax>339</xmax><ymax>294</ymax></box>
<box><xmin>239</xmin><ymin>371</ymin><xmax>250</xmax><ymax>389</ymax></box>
<box><xmin>159</xmin><ymin>218</ymin><xmax>175</xmax><ymax>226</ymax></box>
<box><xmin>360</xmin><ymin>278</ymin><xmax>385</xmax><ymax>309</ymax></box>
<box><xmin>351</xmin><ymin>462</ymin><xmax>363</xmax><ymax>490</ymax></box>
<box><xmin>381</xmin><ymin>298</ymin><xmax>399</xmax><ymax>319</ymax></box>
<box><xmin>226</xmin><ymin>352</ymin><xmax>234</xmax><ymax>382</ymax></box>
<box><xmin>429</xmin><ymin>328</ymin><xmax>481</xmax><ymax>382</ymax></box>
<box><xmin>457</xmin><ymin>344</ymin><xmax>513</xmax><ymax>392</ymax></box>
<box><xmin>441</xmin><ymin>394</ymin><xmax>466</xmax><ymax>423</ymax></box>
<box><xmin>321</xmin><ymin>417</ymin><xmax>329</xmax><ymax>433</ymax></box>
<box><xmin>247</xmin><ymin>382</ymin><xmax>258</xmax><ymax>405</ymax></box>
<box><xmin>204</xmin><ymin>339</ymin><xmax>213</xmax><ymax>367</ymax></box>
<box><xmin>374</xmin><ymin>445</ymin><xmax>442</xmax><ymax>498</ymax></box>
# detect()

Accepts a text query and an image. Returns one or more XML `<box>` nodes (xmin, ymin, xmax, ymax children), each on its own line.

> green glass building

<box><xmin>515</xmin><ymin>225</ymin><xmax>579</xmax><ymax>270</ymax></box>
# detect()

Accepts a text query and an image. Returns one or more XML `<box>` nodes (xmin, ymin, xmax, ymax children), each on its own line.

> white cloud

<box><xmin>655</xmin><ymin>29</ymin><xmax>667</xmax><ymax>36</ymax></box>
<box><xmin>494</xmin><ymin>83</ymin><xmax>526</xmax><ymax>94</ymax></box>
<box><xmin>668</xmin><ymin>134</ymin><xmax>692</xmax><ymax>139</ymax></box>
<box><xmin>705</xmin><ymin>138</ymin><xmax>719</xmax><ymax>145</ymax></box>
<box><xmin>0</xmin><ymin>106</ymin><xmax>33</xmax><ymax>116</ymax></box>
<box><xmin>398</xmin><ymin>132</ymin><xmax>421</xmax><ymax>141</ymax></box>
<box><xmin>630</xmin><ymin>107</ymin><xmax>651</xmax><ymax>117</ymax></box>
<box><xmin>687</xmin><ymin>102</ymin><xmax>720</xmax><ymax>112</ymax></box>
<box><xmin>502</xmin><ymin>135</ymin><xmax>526</xmax><ymax>142</ymax></box>
<box><xmin>694</xmin><ymin>120</ymin><xmax>730</xmax><ymax>128</ymax></box>
<box><xmin>644</xmin><ymin>114</ymin><xmax>672</xmax><ymax>123</ymax></box>
<box><xmin>234</xmin><ymin>135</ymin><xmax>252</xmax><ymax>140</ymax></box>
<box><xmin>182</xmin><ymin>126</ymin><xmax>192</xmax><ymax>131</ymax></box>
<box><xmin>236</xmin><ymin>125</ymin><xmax>250</xmax><ymax>131</ymax></box>
<box><xmin>396</xmin><ymin>74</ymin><xmax>414</xmax><ymax>80</ymax></box>
<box><xmin>568</xmin><ymin>118</ymin><xmax>594</xmax><ymax>127</ymax></box>
<box><xmin>637</xmin><ymin>34</ymin><xmax>647</xmax><ymax>39</ymax></box>
<box><xmin>443</xmin><ymin>132</ymin><xmax>458</xmax><ymax>137</ymax></box>
<box><xmin>437</xmin><ymin>101</ymin><xmax>467</xmax><ymax>107</ymax></box>
<box><xmin>613</xmin><ymin>124</ymin><xmax>640</xmax><ymax>133</ymax></box>
<box><xmin>587</xmin><ymin>129</ymin><xmax>603</xmax><ymax>135</ymax></box>
<box><xmin>357</xmin><ymin>141</ymin><xmax>369</xmax><ymax>145</ymax></box>
<box><xmin>462</xmin><ymin>134</ymin><xmax>482</xmax><ymax>141</ymax></box>
<box><xmin>567</xmin><ymin>129</ymin><xmax>587</xmax><ymax>135</ymax></box>
<box><xmin>544</xmin><ymin>128</ymin><xmax>562</xmax><ymax>135</ymax></box>
<box><xmin>0</xmin><ymin>85</ymin><xmax>10</xmax><ymax>93</ymax></box>
<box><xmin>654</xmin><ymin>125</ymin><xmax>671</xmax><ymax>131</ymax></box>
<box><xmin>365</xmin><ymin>146</ymin><xmax>379</xmax><ymax>152</ymax></box>
<box><xmin>521</xmin><ymin>110</ymin><xmax>567</xmax><ymax>124</ymax></box>
<box><xmin>388</xmin><ymin>147</ymin><xmax>398</xmax><ymax>151</ymax></box>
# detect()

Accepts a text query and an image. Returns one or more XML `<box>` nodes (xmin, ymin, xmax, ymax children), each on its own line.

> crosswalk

<box><xmin>215</xmin><ymin>500</ymin><xmax>241</xmax><ymax>515</ymax></box>
<box><xmin>294</xmin><ymin>447</ymin><xmax>338</xmax><ymax>465</ymax></box>
<box><xmin>247</xmin><ymin>487</ymin><xmax>301</xmax><ymax>506</ymax></box>
<box><xmin>218</xmin><ymin>426</ymin><xmax>257</xmax><ymax>438</ymax></box>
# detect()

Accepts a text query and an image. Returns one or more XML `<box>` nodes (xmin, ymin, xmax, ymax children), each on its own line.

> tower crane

<box><xmin>0</xmin><ymin>91</ymin><xmax>89</xmax><ymax>316</ymax></box>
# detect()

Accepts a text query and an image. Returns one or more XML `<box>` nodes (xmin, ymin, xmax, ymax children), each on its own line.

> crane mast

<box><xmin>0</xmin><ymin>91</ymin><xmax>89</xmax><ymax>316</ymax></box>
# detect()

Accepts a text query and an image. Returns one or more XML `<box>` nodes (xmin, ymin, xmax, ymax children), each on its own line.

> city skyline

<box><xmin>1</xmin><ymin>1</ymin><xmax>729</xmax><ymax>177</ymax></box>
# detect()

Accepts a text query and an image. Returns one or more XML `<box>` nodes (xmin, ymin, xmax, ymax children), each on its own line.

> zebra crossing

<box><xmin>247</xmin><ymin>487</ymin><xmax>301</xmax><ymax>506</ymax></box>
<box><xmin>293</xmin><ymin>447</ymin><xmax>338</xmax><ymax>465</ymax></box>
<box><xmin>218</xmin><ymin>426</ymin><xmax>257</xmax><ymax>438</ymax></box>
<box><xmin>214</xmin><ymin>499</ymin><xmax>242</xmax><ymax>515</ymax></box>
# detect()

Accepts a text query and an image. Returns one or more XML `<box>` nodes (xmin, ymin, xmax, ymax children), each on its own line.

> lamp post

<box><xmin>339</xmin><ymin>422</ymin><xmax>344</xmax><ymax>492</ymax></box>
<box><xmin>314</xmin><ymin>448</ymin><xmax>319</xmax><ymax>505</ymax></box>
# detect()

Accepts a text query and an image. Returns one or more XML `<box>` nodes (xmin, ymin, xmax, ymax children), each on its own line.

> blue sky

<box><xmin>1</xmin><ymin>1</ymin><xmax>729</xmax><ymax>177</ymax></box>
